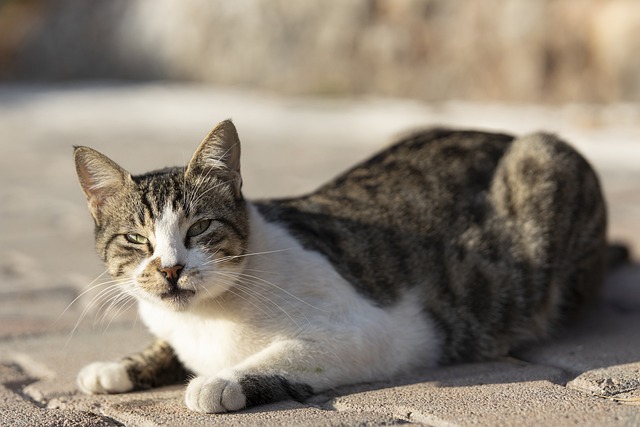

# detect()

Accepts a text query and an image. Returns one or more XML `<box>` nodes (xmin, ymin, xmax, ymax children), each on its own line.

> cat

<box><xmin>74</xmin><ymin>120</ymin><xmax>607</xmax><ymax>413</ymax></box>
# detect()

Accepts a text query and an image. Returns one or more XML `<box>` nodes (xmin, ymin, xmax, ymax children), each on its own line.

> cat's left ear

<box><xmin>186</xmin><ymin>119</ymin><xmax>242</xmax><ymax>196</ymax></box>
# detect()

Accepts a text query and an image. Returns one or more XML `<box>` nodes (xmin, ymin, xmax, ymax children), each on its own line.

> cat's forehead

<box><xmin>130</xmin><ymin>167</ymin><xmax>236</xmax><ymax>220</ymax></box>
<box><xmin>133</xmin><ymin>167</ymin><xmax>184</xmax><ymax>194</ymax></box>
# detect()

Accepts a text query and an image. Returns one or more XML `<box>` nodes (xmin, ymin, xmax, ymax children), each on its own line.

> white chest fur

<box><xmin>138</xmin><ymin>302</ymin><xmax>263</xmax><ymax>376</ymax></box>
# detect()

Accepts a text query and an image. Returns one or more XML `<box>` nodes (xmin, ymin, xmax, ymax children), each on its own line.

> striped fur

<box><xmin>74</xmin><ymin>120</ymin><xmax>607</xmax><ymax>412</ymax></box>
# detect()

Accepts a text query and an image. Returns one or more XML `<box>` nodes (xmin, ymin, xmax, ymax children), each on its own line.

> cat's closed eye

<box><xmin>187</xmin><ymin>219</ymin><xmax>212</xmax><ymax>237</ymax></box>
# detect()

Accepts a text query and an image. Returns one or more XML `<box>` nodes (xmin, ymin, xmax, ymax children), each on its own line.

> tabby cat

<box><xmin>74</xmin><ymin>120</ymin><xmax>606</xmax><ymax>413</ymax></box>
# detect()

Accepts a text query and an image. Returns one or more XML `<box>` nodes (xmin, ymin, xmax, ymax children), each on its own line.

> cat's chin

<box><xmin>157</xmin><ymin>289</ymin><xmax>196</xmax><ymax>311</ymax></box>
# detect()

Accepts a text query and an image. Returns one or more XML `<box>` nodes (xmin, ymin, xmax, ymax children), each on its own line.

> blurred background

<box><xmin>2</xmin><ymin>0</ymin><xmax>640</xmax><ymax>102</ymax></box>
<box><xmin>0</xmin><ymin>0</ymin><xmax>639</xmax><ymax>333</ymax></box>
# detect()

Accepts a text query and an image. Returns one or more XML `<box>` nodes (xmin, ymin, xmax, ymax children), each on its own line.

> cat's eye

<box><xmin>125</xmin><ymin>233</ymin><xmax>149</xmax><ymax>245</ymax></box>
<box><xmin>187</xmin><ymin>219</ymin><xmax>212</xmax><ymax>238</ymax></box>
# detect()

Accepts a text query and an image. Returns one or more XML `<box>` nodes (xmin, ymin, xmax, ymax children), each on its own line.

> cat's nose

<box><xmin>159</xmin><ymin>264</ymin><xmax>184</xmax><ymax>286</ymax></box>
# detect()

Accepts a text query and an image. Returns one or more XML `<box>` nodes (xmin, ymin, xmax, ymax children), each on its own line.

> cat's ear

<box><xmin>73</xmin><ymin>146</ymin><xmax>133</xmax><ymax>220</ymax></box>
<box><xmin>186</xmin><ymin>119</ymin><xmax>242</xmax><ymax>196</ymax></box>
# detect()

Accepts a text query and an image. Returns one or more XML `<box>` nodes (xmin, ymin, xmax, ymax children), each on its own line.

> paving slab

<box><xmin>568</xmin><ymin>362</ymin><xmax>640</xmax><ymax>400</ymax></box>
<box><xmin>0</xmin><ymin>363</ymin><xmax>122</xmax><ymax>427</ymax></box>
<box><xmin>329</xmin><ymin>359</ymin><xmax>640</xmax><ymax>427</ymax></box>
<box><xmin>91</xmin><ymin>393</ymin><xmax>416</xmax><ymax>427</ymax></box>
<box><xmin>330</xmin><ymin>367</ymin><xmax>640</xmax><ymax>427</ymax></box>
<box><xmin>514</xmin><ymin>264</ymin><xmax>640</xmax><ymax>405</ymax></box>
<box><xmin>3</xmin><ymin>321</ymin><xmax>638</xmax><ymax>427</ymax></box>
<box><xmin>0</xmin><ymin>325</ymin><xmax>153</xmax><ymax>405</ymax></box>
<box><xmin>514</xmin><ymin>307</ymin><xmax>640</xmax><ymax>377</ymax></box>
<box><xmin>0</xmin><ymin>327</ymin><xmax>425</xmax><ymax>426</ymax></box>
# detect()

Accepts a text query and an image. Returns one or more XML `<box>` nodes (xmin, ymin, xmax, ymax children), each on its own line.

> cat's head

<box><xmin>73</xmin><ymin>120</ymin><xmax>249</xmax><ymax>311</ymax></box>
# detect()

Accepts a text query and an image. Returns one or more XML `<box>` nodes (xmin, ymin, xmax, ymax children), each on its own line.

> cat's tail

<box><xmin>607</xmin><ymin>242</ymin><xmax>632</xmax><ymax>271</ymax></box>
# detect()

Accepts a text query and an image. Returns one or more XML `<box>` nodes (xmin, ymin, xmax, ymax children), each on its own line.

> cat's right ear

<box><xmin>73</xmin><ymin>146</ymin><xmax>133</xmax><ymax>221</ymax></box>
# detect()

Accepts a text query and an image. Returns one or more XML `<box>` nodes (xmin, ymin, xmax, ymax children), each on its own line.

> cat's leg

<box><xmin>185</xmin><ymin>339</ymin><xmax>331</xmax><ymax>413</ymax></box>
<box><xmin>78</xmin><ymin>338</ymin><xmax>188</xmax><ymax>394</ymax></box>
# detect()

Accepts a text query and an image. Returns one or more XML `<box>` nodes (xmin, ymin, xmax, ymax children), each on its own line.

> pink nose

<box><xmin>159</xmin><ymin>264</ymin><xmax>184</xmax><ymax>285</ymax></box>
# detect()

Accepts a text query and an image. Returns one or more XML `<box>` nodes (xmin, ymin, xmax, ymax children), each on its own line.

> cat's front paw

<box><xmin>185</xmin><ymin>376</ymin><xmax>246</xmax><ymax>413</ymax></box>
<box><xmin>77</xmin><ymin>362</ymin><xmax>134</xmax><ymax>394</ymax></box>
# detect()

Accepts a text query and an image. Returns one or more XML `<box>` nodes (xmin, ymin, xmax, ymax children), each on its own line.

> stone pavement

<box><xmin>0</xmin><ymin>83</ymin><xmax>639</xmax><ymax>426</ymax></box>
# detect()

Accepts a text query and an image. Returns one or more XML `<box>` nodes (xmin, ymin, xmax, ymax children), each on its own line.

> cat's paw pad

<box><xmin>185</xmin><ymin>376</ymin><xmax>246</xmax><ymax>413</ymax></box>
<box><xmin>77</xmin><ymin>362</ymin><xmax>134</xmax><ymax>394</ymax></box>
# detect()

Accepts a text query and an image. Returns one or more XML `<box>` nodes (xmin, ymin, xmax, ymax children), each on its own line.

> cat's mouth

<box><xmin>159</xmin><ymin>288</ymin><xmax>196</xmax><ymax>306</ymax></box>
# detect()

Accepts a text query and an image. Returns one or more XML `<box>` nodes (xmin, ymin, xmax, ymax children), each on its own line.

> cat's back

<box><xmin>308</xmin><ymin>128</ymin><xmax>516</xmax><ymax>223</ymax></box>
<box><xmin>258</xmin><ymin>128</ymin><xmax>515</xmax><ymax>237</ymax></box>
<box><xmin>255</xmin><ymin>128</ymin><xmax>606</xmax><ymax>362</ymax></box>
<box><xmin>255</xmin><ymin>129</ymin><xmax>514</xmax><ymax>300</ymax></box>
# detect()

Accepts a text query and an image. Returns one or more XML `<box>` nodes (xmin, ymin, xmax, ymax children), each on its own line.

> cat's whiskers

<box><xmin>81</xmin><ymin>280</ymin><xmax>135</xmax><ymax>327</ymax></box>
<box><xmin>92</xmin><ymin>287</ymin><xmax>124</xmax><ymax>321</ymax></box>
<box><xmin>57</xmin><ymin>269</ymin><xmax>111</xmax><ymax>322</ymax></box>
<box><xmin>220</xmin><ymin>270</ymin><xmax>328</xmax><ymax>313</ymax></box>
<box><xmin>210</xmin><ymin>270</ymin><xmax>311</xmax><ymax>330</ymax></box>
<box><xmin>195</xmin><ymin>283</ymin><xmax>229</xmax><ymax>315</ymax></box>
<box><xmin>102</xmin><ymin>294</ymin><xmax>138</xmax><ymax>334</ymax></box>
<box><xmin>62</xmin><ymin>277</ymin><xmax>131</xmax><ymax>329</ymax></box>
<box><xmin>102</xmin><ymin>285</ymin><xmax>149</xmax><ymax>332</ymax></box>
<box><xmin>198</xmin><ymin>245</ymin><xmax>325</xmax><ymax>329</ymax></box>
<box><xmin>197</xmin><ymin>269</ymin><xmax>291</xmax><ymax>323</ymax></box>
<box><xmin>95</xmin><ymin>287</ymin><xmax>135</xmax><ymax>326</ymax></box>
<box><xmin>202</xmin><ymin>248</ymin><xmax>293</xmax><ymax>266</ymax></box>
<box><xmin>202</xmin><ymin>247</ymin><xmax>223</xmax><ymax>263</ymax></box>
<box><xmin>208</xmin><ymin>275</ymin><xmax>288</xmax><ymax>323</ymax></box>
<box><xmin>64</xmin><ymin>280</ymin><xmax>132</xmax><ymax>347</ymax></box>
<box><xmin>69</xmin><ymin>277</ymin><xmax>137</xmax><ymax>327</ymax></box>
<box><xmin>238</xmin><ymin>267</ymin><xmax>278</xmax><ymax>276</ymax></box>
<box><xmin>227</xmin><ymin>279</ymin><xmax>286</xmax><ymax>318</ymax></box>
<box><xmin>223</xmin><ymin>284</ymin><xmax>277</xmax><ymax>320</ymax></box>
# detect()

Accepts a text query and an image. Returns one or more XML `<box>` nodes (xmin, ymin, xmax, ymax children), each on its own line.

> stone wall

<box><xmin>2</xmin><ymin>0</ymin><xmax>640</xmax><ymax>102</ymax></box>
